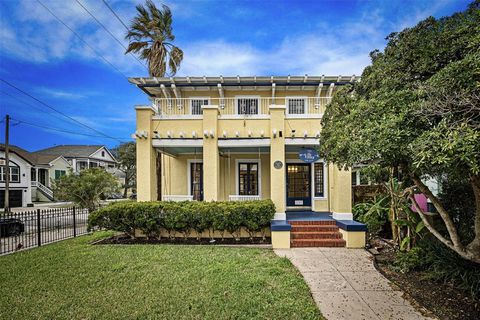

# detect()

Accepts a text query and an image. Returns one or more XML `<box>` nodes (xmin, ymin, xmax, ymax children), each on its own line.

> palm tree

<box><xmin>125</xmin><ymin>0</ymin><xmax>183</xmax><ymax>77</ymax></box>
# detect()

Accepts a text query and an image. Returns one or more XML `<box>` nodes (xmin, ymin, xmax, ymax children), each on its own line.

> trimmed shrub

<box><xmin>88</xmin><ymin>199</ymin><xmax>276</xmax><ymax>241</ymax></box>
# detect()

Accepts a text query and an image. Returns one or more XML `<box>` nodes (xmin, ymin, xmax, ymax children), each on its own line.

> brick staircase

<box><xmin>289</xmin><ymin>220</ymin><xmax>346</xmax><ymax>247</ymax></box>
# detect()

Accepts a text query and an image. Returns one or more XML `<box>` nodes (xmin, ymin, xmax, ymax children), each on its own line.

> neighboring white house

<box><xmin>0</xmin><ymin>144</ymin><xmax>33</xmax><ymax>207</ymax></box>
<box><xmin>0</xmin><ymin>144</ymin><xmax>119</xmax><ymax>207</ymax></box>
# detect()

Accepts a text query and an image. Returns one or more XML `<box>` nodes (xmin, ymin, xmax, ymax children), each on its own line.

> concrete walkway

<box><xmin>275</xmin><ymin>248</ymin><xmax>434</xmax><ymax>320</ymax></box>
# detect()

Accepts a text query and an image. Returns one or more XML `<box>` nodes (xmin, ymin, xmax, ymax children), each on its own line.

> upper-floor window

<box><xmin>0</xmin><ymin>166</ymin><xmax>20</xmax><ymax>183</ymax></box>
<box><xmin>190</xmin><ymin>98</ymin><xmax>209</xmax><ymax>115</ymax></box>
<box><xmin>55</xmin><ymin>170</ymin><xmax>66</xmax><ymax>180</ymax></box>
<box><xmin>287</xmin><ymin>97</ymin><xmax>307</xmax><ymax>115</ymax></box>
<box><xmin>77</xmin><ymin>161</ymin><xmax>88</xmax><ymax>171</ymax></box>
<box><xmin>101</xmin><ymin>151</ymin><xmax>105</xmax><ymax>157</ymax></box>
<box><xmin>237</xmin><ymin>97</ymin><xmax>258</xmax><ymax>115</ymax></box>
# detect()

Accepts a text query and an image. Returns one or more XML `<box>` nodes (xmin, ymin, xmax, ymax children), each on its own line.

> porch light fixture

<box><xmin>192</xmin><ymin>131</ymin><xmax>197</xmax><ymax>138</ymax></box>
<box><xmin>223</xmin><ymin>130</ymin><xmax>227</xmax><ymax>138</ymax></box>
<box><xmin>272</xmin><ymin>129</ymin><xmax>277</xmax><ymax>138</ymax></box>
<box><xmin>167</xmin><ymin>131</ymin><xmax>172</xmax><ymax>138</ymax></box>
<box><xmin>315</xmin><ymin>131</ymin><xmax>320</xmax><ymax>138</ymax></box>
<box><xmin>235</xmin><ymin>131</ymin><xmax>240</xmax><ymax>137</ymax></box>
<box><xmin>209</xmin><ymin>130</ymin><xmax>215</xmax><ymax>138</ymax></box>
<box><xmin>248</xmin><ymin>130</ymin><xmax>252</xmax><ymax>137</ymax></box>
<box><xmin>203</xmin><ymin>130</ymin><xmax>209</xmax><ymax>138</ymax></box>
<box><xmin>304</xmin><ymin>130</ymin><xmax>308</xmax><ymax>138</ymax></box>
<box><xmin>179</xmin><ymin>131</ymin><xmax>184</xmax><ymax>138</ymax></box>
<box><xmin>260</xmin><ymin>130</ymin><xmax>264</xmax><ymax>137</ymax></box>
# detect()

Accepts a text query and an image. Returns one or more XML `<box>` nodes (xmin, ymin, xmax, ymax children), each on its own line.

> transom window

<box><xmin>0</xmin><ymin>166</ymin><xmax>20</xmax><ymax>183</ymax></box>
<box><xmin>314</xmin><ymin>163</ymin><xmax>325</xmax><ymax>197</ymax></box>
<box><xmin>190</xmin><ymin>98</ymin><xmax>209</xmax><ymax>115</ymax></box>
<box><xmin>238</xmin><ymin>163</ymin><xmax>259</xmax><ymax>195</ymax></box>
<box><xmin>237</xmin><ymin>98</ymin><xmax>258</xmax><ymax>115</ymax></box>
<box><xmin>287</xmin><ymin>97</ymin><xmax>307</xmax><ymax>114</ymax></box>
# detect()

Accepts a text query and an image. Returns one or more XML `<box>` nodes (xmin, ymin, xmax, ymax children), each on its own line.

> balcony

<box><xmin>152</xmin><ymin>97</ymin><xmax>331</xmax><ymax>119</ymax></box>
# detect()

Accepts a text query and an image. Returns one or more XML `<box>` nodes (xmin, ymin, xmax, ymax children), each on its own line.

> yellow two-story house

<box><xmin>130</xmin><ymin>75</ymin><xmax>366</xmax><ymax>248</ymax></box>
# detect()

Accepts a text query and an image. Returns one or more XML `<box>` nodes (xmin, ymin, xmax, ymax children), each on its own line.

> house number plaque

<box><xmin>273</xmin><ymin>160</ymin><xmax>283</xmax><ymax>169</ymax></box>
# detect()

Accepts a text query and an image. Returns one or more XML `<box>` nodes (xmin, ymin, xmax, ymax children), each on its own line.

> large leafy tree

<box><xmin>53</xmin><ymin>168</ymin><xmax>119</xmax><ymax>212</ymax></box>
<box><xmin>111</xmin><ymin>142</ymin><xmax>136</xmax><ymax>197</ymax></box>
<box><xmin>319</xmin><ymin>2</ymin><xmax>480</xmax><ymax>262</ymax></box>
<box><xmin>125</xmin><ymin>0</ymin><xmax>183</xmax><ymax>77</ymax></box>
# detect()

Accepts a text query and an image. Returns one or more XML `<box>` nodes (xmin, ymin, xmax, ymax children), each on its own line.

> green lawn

<box><xmin>0</xmin><ymin>232</ymin><xmax>322</xmax><ymax>320</ymax></box>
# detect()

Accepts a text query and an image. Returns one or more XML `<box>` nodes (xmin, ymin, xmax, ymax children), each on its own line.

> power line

<box><xmin>36</xmin><ymin>0</ymin><xmax>129</xmax><ymax>79</ymax></box>
<box><xmin>74</xmin><ymin>0</ymin><xmax>147</xmax><ymax>70</ymax></box>
<box><xmin>0</xmin><ymin>78</ymin><xmax>124</xmax><ymax>143</ymax></box>
<box><xmin>0</xmin><ymin>89</ymin><xmax>82</xmax><ymax>127</ymax></box>
<box><xmin>10</xmin><ymin>117</ymin><xmax>127</xmax><ymax>139</ymax></box>
<box><xmin>101</xmin><ymin>0</ymin><xmax>130</xmax><ymax>31</ymax></box>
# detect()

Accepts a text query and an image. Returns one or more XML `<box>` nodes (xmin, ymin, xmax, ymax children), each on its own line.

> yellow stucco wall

<box><xmin>339</xmin><ymin>229</ymin><xmax>366</xmax><ymax>248</ymax></box>
<box><xmin>136</xmin><ymin>107</ymin><xmax>158</xmax><ymax>201</ymax></box>
<box><xmin>271</xmin><ymin>231</ymin><xmax>291</xmax><ymax>249</ymax></box>
<box><xmin>135</xmin><ymin>90</ymin><xmax>352</xmax><ymax>214</ymax></box>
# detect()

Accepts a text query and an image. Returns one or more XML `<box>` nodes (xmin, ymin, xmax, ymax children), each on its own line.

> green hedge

<box><xmin>88</xmin><ymin>200</ymin><xmax>275</xmax><ymax>240</ymax></box>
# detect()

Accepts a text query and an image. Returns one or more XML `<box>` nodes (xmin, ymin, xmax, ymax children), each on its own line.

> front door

<box><xmin>190</xmin><ymin>163</ymin><xmax>203</xmax><ymax>201</ymax></box>
<box><xmin>286</xmin><ymin>164</ymin><xmax>311</xmax><ymax>207</ymax></box>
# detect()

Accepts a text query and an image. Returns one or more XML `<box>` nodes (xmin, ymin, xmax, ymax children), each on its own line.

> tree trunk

<box><xmin>467</xmin><ymin>175</ymin><xmax>480</xmax><ymax>254</ymax></box>
<box><xmin>410</xmin><ymin>173</ymin><xmax>480</xmax><ymax>264</ymax></box>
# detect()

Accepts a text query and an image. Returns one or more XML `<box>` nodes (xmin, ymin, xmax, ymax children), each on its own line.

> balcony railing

<box><xmin>152</xmin><ymin>97</ymin><xmax>331</xmax><ymax>118</ymax></box>
<box><xmin>229</xmin><ymin>195</ymin><xmax>261</xmax><ymax>201</ymax></box>
<box><xmin>163</xmin><ymin>195</ymin><xmax>193</xmax><ymax>202</ymax></box>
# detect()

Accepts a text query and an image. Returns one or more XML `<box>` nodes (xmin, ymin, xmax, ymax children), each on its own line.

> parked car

<box><xmin>106</xmin><ymin>192</ymin><xmax>124</xmax><ymax>200</ymax></box>
<box><xmin>0</xmin><ymin>218</ymin><xmax>25</xmax><ymax>237</ymax></box>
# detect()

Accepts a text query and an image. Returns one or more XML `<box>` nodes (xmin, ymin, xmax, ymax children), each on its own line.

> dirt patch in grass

<box><xmin>371</xmin><ymin>239</ymin><xmax>480</xmax><ymax>320</ymax></box>
<box><xmin>94</xmin><ymin>233</ymin><xmax>272</xmax><ymax>245</ymax></box>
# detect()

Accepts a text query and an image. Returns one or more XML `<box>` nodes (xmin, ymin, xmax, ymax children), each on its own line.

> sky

<box><xmin>0</xmin><ymin>0</ymin><xmax>472</xmax><ymax>151</ymax></box>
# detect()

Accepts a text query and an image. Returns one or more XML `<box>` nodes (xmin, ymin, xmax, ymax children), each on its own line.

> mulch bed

<box><xmin>94</xmin><ymin>234</ymin><xmax>271</xmax><ymax>246</ymax></box>
<box><xmin>370</xmin><ymin>238</ymin><xmax>480</xmax><ymax>320</ymax></box>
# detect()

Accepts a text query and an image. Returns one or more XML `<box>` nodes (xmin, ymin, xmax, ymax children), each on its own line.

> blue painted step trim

<box><xmin>270</xmin><ymin>220</ymin><xmax>292</xmax><ymax>231</ymax></box>
<box><xmin>335</xmin><ymin>220</ymin><xmax>368</xmax><ymax>232</ymax></box>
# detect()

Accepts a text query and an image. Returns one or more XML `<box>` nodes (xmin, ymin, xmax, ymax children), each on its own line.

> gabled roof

<box><xmin>0</xmin><ymin>144</ymin><xmax>36</xmax><ymax>165</ymax></box>
<box><xmin>34</xmin><ymin>145</ymin><xmax>117</xmax><ymax>162</ymax></box>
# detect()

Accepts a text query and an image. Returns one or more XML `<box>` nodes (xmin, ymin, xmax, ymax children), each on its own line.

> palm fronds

<box><xmin>125</xmin><ymin>0</ymin><xmax>183</xmax><ymax>77</ymax></box>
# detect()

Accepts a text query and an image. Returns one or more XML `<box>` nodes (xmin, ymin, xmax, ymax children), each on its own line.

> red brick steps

<box><xmin>289</xmin><ymin>220</ymin><xmax>346</xmax><ymax>247</ymax></box>
<box><xmin>291</xmin><ymin>231</ymin><xmax>343</xmax><ymax>239</ymax></box>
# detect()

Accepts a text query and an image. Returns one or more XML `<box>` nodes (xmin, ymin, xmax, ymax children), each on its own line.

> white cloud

<box><xmin>0</xmin><ymin>0</ymin><xmax>464</xmax><ymax>78</ymax></box>
<box><xmin>36</xmin><ymin>87</ymin><xmax>89</xmax><ymax>100</ymax></box>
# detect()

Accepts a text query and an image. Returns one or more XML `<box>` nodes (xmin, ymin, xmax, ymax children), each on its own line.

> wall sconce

<box><xmin>260</xmin><ymin>130</ymin><xmax>264</xmax><ymax>137</ymax></box>
<box><xmin>203</xmin><ymin>130</ymin><xmax>209</xmax><ymax>138</ymax></box>
<box><xmin>247</xmin><ymin>130</ymin><xmax>252</xmax><ymax>137</ymax></box>
<box><xmin>167</xmin><ymin>131</ymin><xmax>172</xmax><ymax>138</ymax></box>
<box><xmin>179</xmin><ymin>131</ymin><xmax>184</xmax><ymax>138</ymax></box>
<box><xmin>209</xmin><ymin>130</ymin><xmax>214</xmax><ymax>138</ymax></box>
<box><xmin>272</xmin><ymin>129</ymin><xmax>277</xmax><ymax>138</ymax></box>
<box><xmin>235</xmin><ymin>131</ymin><xmax>240</xmax><ymax>137</ymax></box>
<box><xmin>315</xmin><ymin>131</ymin><xmax>320</xmax><ymax>138</ymax></box>
<box><xmin>223</xmin><ymin>130</ymin><xmax>227</xmax><ymax>138</ymax></box>
<box><xmin>303</xmin><ymin>130</ymin><xmax>308</xmax><ymax>138</ymax></box>
<box><xmin>192</xmin><ymin>131</ymin><xmax>197</xmax><ymax>138</ymax></box>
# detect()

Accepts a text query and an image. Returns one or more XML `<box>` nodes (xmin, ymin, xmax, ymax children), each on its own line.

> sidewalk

<box><xmin>275</xmin><ymin>248</ymin><xmax>435</xmax><ymax>320</ymax></box>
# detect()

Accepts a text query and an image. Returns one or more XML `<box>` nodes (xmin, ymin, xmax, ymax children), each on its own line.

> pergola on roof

<box><xmin>128</xmin><ymin>75</ymin><xmax>359</xmax><ymax>97</ymax></box>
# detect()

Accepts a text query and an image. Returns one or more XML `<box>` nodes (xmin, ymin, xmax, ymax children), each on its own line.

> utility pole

<box><xmin>4</xmin><ymin>114</ymin><xmax>9</xmax><ymax>212</ymax></box>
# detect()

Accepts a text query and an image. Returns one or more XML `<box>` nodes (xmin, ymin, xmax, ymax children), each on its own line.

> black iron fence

<box><xmin>0</xmin><ymin>206</ymin><xmax>95</xmax><ymax>255</ymax></box>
